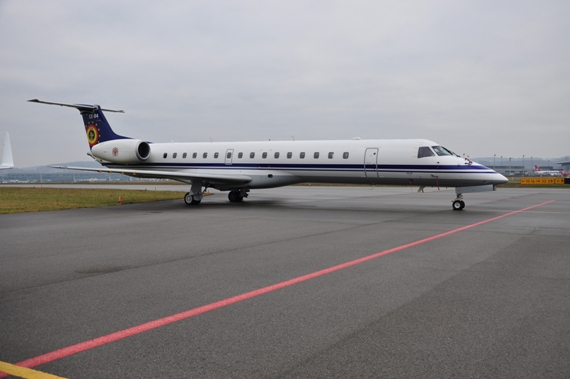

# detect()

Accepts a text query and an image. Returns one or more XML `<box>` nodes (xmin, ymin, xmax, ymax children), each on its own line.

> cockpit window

<box><xmin>418</xmin><ymin>146</ymin><xmax>435</xmax><ymax>158</ymax></box>
<box><xmin>432</xmin><ymin>146</ymin><xmax>456</xmax><ymax>156</ymax></box>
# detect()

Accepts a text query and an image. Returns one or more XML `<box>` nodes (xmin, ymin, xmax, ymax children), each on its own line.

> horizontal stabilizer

<box><xmin>28</xmin><ymin>99</ymin><xmax>124</xmax><ymax>113</ymax></box>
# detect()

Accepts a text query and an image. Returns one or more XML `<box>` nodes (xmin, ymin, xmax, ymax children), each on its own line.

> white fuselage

<box><xmin>103</xmin><ymin>138</ymin><xmax>507</xmax><ymax>190</ymax></box>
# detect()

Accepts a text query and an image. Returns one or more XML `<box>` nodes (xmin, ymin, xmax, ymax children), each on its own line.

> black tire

<box><xmin>184</xmin><ymin>192</ymin><xmax>201</xmax><ymax>205</ymax></box>
<box><xmin>228</xmin><ymin>191</ymin><xmax>241</xmax><ymax>203</ymax></box>
<box><xmin>452</xmin><ymin>200</ymin><xmax>463</xmax><ymax>211</ymax></box>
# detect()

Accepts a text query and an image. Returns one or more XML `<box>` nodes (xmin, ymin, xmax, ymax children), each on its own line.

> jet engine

<box><xmin>91</xmin><ymin>139</ymin><xmax>151</xmax><ymax>164</ymax></box>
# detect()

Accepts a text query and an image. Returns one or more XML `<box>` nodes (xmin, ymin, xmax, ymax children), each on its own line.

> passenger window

<box><xmin>287</xmin><ymin>152</ymin><xmax>292</xmax><ymax>159</ymax></box>
<box><xmin>274</xmin><ymin>152</ymin><xmax>280</xmax><ymax>159</ymax></box>
<box><xmin>300</xmin><ymin>152</ymin><xmax>305</xmax><ymax>159</ymax></box>
<box><xmin>214</xmin><ymin>152</ymin><xmax>219</xmax><ymax>159</ymax></box>
<box><xmin>238</xmin><ymin>152</ymin><xmax>243</xmax><ymax>159</ymax></box>
<box><xmin>227</xmin><ymin>152</ymin><xmax>232</xmax><ymax>159</ymax></box>
<box><xmin>250</xmin><ymin>152</ymin><xmax>255</xmax><ymax>159</ymax></box>
<box><xmin>173</xmin><ymin>153</ymin><xmax>177</xmax><ymax>159</ymax></box>
<box><xmin>183</xmin><ymin>153</ymin><xmax>187</xmax><ymax>159</ymax></box>
<box><xmin>343</xmin><ymin>152</ymin><xmax>349</xmax><ymax>159</ymax></box>
<box><xmin>328</xmin><ymin>152</ymin><xmax>334</xmax><ymax>159</ymax></box>
<box><xmin>192</xmin><ymin>152</ymin><xmax>197</xmax><ymax>159</ymax></box>
<box><xmin>418</xmin><ymin>147</ymin><xmax>435</xmax><ymax>158</ymax></box>
<box><xmin>203</xmin><ymin>152</ymin><xmax>208</xmax><ymax>159</ymax></box>
<box><xmin>262</xmin><ymin>152</ymin><xmax>268</xmax><ymax>159</ymax></box>
<box><xmin>314</xmin><ymin>152</ymin><xmax>320</xmax><ymax>159</ymax></box>
<box><xmin>163</xmin><ymin>153</ymin><xmax>168</xmax><ymax>159</ymax></box>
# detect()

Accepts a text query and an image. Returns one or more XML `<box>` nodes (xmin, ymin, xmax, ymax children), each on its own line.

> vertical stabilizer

<box><xmin>79</xmin><ymin>105</ymin><xmax>130</xmax><ymax>148</ymax></box>
<box><xmin>0</xmin><ymin>132</ymin><xmax>14</xmax><ymax>169</ymax></box>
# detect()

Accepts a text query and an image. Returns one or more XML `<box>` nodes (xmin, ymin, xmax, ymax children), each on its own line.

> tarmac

<box><xmin>1</xmin><ymin>185</ymin><xmax>569</xmax><ymax>378</ymax></box>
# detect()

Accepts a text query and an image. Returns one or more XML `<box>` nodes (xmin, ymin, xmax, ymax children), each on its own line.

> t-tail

<box><xmin>28</xmin><ymin>99</ymin><xmax>151</xmax><ymax>164</ymax></box>
<box><xmin>28</xmin><ymin>99</ymin><xmax>129</xmax><ymax>150</ymax></box>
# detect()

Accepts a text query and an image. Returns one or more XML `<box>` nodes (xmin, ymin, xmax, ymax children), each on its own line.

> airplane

<box><xmin>0</xmin><ymin>132</ymin><xmax>14</xmax><ymax>170</ymax></box>
<box><xmin>534</xmin><ymin>165</ymin><xmax>567</xmax><ymax>176</ymax></box>
<box><xmin>28</xmin><ymin>99</ymin><xmax>508</xmax><ymax>211</ymax></box>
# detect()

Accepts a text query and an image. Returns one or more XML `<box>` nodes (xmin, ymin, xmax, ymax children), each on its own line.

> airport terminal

<box><xmin>476</xmin><ymin>157</ymin><xmax>570</xmax><ymax>177</ymax></box>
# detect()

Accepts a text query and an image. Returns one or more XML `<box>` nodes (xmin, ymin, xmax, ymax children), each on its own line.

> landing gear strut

<box><xmin>184</xmin><ymin>181</ymin><xmax>204</xmax><ymax>206</ymax></box>
<box><xmin>452</xmin><ymin>185</ymin><xmax>497</xmax><ymax>211</ymax></box>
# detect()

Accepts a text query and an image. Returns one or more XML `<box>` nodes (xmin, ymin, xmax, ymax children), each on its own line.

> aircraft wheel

<box><xmin>228</xmin><ymin>190</ymin><xmax>242</xmax><ymax>203</ymax></box>
<box><xmin>452</xmin><ymin>200</ymin><xmax>464</xmax><ymax>211</ymax></box>
<box><xmin>184</xmin><ymin>192</ymin><xmax>201</xmax><ymax>205</ymax></box>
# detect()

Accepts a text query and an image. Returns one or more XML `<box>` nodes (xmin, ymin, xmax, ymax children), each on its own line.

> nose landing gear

<box><xmin>452</xmin><ymin>192</ymin><xmax>465</xmax><ymax>211</ymax></box>
<box><xmin>452</xmin><ymin>199</ymin><xmax>465</xmax><ymax>210</ymax></box>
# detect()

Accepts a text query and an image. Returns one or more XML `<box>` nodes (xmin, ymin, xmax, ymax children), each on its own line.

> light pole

<box><xmin>509</xmin><ymin>157</ymin><xmax>511</xmax><ymax>176</ymax></box>
<box><xmin>494</xmin><ymin>154</ymin><xmax>496</xmax><ymax>169</ymax></box>
<box><xmin>523</xmin><ymin>155</ymin><xmax>525</xmax><ymax>176</ymax></box>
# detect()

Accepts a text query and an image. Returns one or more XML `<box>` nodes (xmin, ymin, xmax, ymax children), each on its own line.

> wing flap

<box><xmin>52</xmin><ymin>166</ymin><xmax>252</xmax><ymax>184</ymax></box>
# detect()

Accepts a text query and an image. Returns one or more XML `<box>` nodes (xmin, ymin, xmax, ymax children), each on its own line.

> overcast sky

<box><xmin>1</xmin><ymin>0</ymin><xmax>569</xmax><ymax>167</ymax></box>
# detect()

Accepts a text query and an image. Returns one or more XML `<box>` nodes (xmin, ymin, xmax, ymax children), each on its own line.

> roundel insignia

<box><xmin>112</xmin><ymin>147</ymin><xmax>119</xmax><ymax>157</ymax></box>
<box><xmin>86</xmin><ymin>125</ymin><xmax>99</xmax><ymax>147</ymax></box>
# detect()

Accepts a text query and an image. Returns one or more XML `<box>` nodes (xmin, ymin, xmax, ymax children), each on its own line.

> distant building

<box><xmin>557</xmin><ymin>160</ymin><xmax>570</xmax><ymax>172</ymax></box>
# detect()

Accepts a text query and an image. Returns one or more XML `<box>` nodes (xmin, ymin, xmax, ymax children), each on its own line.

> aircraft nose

<box><xmin>495</xmin><ymin>173</ymin><xmax>509</xmax><ymax>185</ymax></box>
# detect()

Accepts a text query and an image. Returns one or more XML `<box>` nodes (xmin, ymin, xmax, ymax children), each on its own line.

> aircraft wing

<box><xmin>52</xmin><ymin>166</ymin><xmax>252</xmax><ymax>185</ymax></box>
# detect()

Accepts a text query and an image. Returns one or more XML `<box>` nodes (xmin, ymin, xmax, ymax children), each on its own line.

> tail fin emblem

<box><xmin>86</xmin><ymin>125</ymin><xmax>99</xmax><ymax>146</ymax></box>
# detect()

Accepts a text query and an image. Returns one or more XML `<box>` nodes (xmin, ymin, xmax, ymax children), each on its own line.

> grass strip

<box><xmin>0</xmin><ymin>187</ymin><xmax>186</xmax><ymax>214</ymax></box>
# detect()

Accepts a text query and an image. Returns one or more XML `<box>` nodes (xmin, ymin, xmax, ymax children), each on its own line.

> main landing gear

<box><xmin>184</xmin><ymin>192</ymin><xmax>201</xmax><ymax>205</ymax></box>
<box><xmin>184</xmin><ymin>181</ymin><xmax>204</xmax><ymax>205</ymax></box>
<box><xmin>184</xmin><ymin>185</ymin><xmax>250</xmax><ymax>206</ymax></box>
<box><xmin>228</xmin><ymin>189</ymin><xmax>248</xmax><ymax>203</ymax></box>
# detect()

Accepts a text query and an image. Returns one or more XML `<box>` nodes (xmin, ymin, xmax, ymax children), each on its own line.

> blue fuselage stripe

<box><xmin>106</xmin><ymin>162</ymin><xmax>497</xmax><ymax>175</ymax></box>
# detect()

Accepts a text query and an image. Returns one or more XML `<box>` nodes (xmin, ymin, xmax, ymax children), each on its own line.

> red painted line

<box><xmin>2</xmin><ymin>200</ymin><xmax>554</xmax><ymax>375</ymax></box>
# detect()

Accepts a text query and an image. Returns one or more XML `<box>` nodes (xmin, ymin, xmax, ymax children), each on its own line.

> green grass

<box><xmin>0</xmin><ymin>187</ymin><xmax>186</xmax><ymax>214</ymax></box>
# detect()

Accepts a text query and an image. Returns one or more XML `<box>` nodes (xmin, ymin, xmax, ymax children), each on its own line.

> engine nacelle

<box><xmin>91</xmin><ymin>139</ymin><xmax>151</xmax><ymax>164</ymax></box>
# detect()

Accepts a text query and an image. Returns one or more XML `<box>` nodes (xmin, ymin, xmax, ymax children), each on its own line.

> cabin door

<box><xmin>364</xmin><ymin>148</ymin><xmax>378</xmax><ymax>177</ymax></box>
<box><xmin>225</xmin><ymin>149</ymin><xmax>234</xmax><ymax>165</ymax></box>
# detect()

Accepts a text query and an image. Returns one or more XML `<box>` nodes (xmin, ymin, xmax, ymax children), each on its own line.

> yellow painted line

<box><xmin>0</xmin><ymin>361</ymin><xmax>67</xmax><ymax>379</ymax></box>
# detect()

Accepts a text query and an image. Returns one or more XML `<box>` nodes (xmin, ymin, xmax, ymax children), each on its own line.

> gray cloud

<box><xmin>1</xmin><ymin>0</ymin><xmax>568</xmax><ymax>167</ymax></box>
